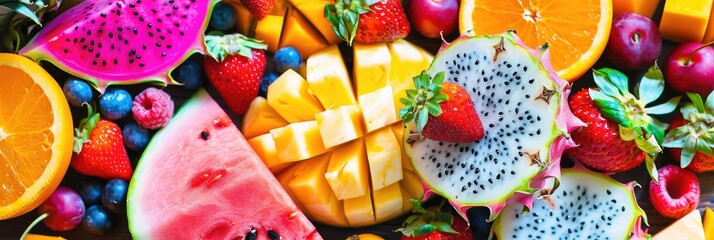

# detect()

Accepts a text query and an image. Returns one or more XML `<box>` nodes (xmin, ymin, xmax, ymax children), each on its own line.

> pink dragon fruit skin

<box><xmin>19</xmin><ymin>0</ymin><xmax>216</xmax><ymax>92</ymax></box>
<box><xmin>405</xmin><ymin>30</ymin><xmax>585</xmax><ymax>222</ymax></box>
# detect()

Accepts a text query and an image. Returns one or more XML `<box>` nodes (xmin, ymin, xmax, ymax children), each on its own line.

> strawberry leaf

<box><xmin>325</xmin><ymin>0</ymin><xmax>373</xmax><ymax>45</ymax></box>
<box><xmin>592</xmin><ymin>69</ymin><xmax>621</xmax><ymax>97</ymax></box>
<box><xmin>619</xmin><ymin>126</ymin><xmax>641</xmax><ymax>141</ymax></box>
<box><xmin>636</xmin><ymin>63</ymin><xmax>665</xmax><ymax>105</ymax></box>
<box><xmin>205</xmin><ymin>33</ymin><xmax>266</xmax><ymax>62</ymax></box>
<box><xmin>413</xmin><ymin>224</ymin><xmax>437</xmax><ymax>236</ymax></box>
<box><xmin>645</xmin><ymin>153</ymin><xmax>658</xmax><ymax>182</ymax></box>
<box><xmin>645</xmin><ymin>96</ymin><xmax>681</xmax><ymax>115</ymax></box>
<box><xmin>695</xmin><ymin>138</ymin><xmax>714</xmax><ymax>157</ymax></box>
<box><xmin>433</xmin><ymin>221</ymin><xmax>458</xmax><ymax>234</ymax></box>
<box><xmin>416</xmin><ymin>107</ymin><xmax>429</xmax><ymax>133</ymax></box>
<box><xmin>645</xmin><ymin>122</ymin><xmax>665</xmax><ymax>144</ymax></box>
<box><xmin>598</xmin><ymin>68</ymin><xmax>630</xmax><ymax>95</ymax></box>
<box><xmin>399</xmin><ymin>71</ymin><xmax>448</xmax><ymax>134</ymax></box>
<box><xmin>687</xmin><ymin>92</ymin><xmax>705</xmax><ymax>113</ymax></box>
<box><xmin>662</xmin><ymin>126</ymin><xmax>690</xmax><ymax>148</ymax></box>
<box><xmin>635</xmin><ymin>134</ymin><xmax>661</xmax><ymax>154</ymax></box>
<box><xmin>681</xmin><ymin>137</ymin><xmax>696</xmax><ymax>168</ymax></box>
<box><xmin>590</xmin><ymin>89</ymin><xmax>632</xmax><ymax>127</ymax></box>
<box><xmin>706</xmin><ymin>92</ymin><xmax>714</xmax><ymax>114</ymax></box>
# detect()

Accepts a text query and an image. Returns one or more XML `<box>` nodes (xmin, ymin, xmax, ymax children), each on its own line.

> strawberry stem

<box><xmin>20</xmin><ymin>212</ymin><xmax>48</xmax><ymax>240</ymax></box>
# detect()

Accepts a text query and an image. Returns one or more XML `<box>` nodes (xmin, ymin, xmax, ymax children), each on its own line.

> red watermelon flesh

<box><xmin>127</xmin><ymin>88</ymin><xmax>321</xmax><ymax>240</ymax></box>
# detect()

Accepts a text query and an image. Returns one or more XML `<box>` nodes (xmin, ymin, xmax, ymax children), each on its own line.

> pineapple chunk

<box><xmin>291</xmin><ymin>0</ymin><xmax>340</xmax><ymax>44</ymax></box>
<box><xmin>391</xmin><ymin>123</ymin><xmax>413</xmax><ymax>172</ymax></box>
<box><xmin>373</xmin><ymin>183</ymin><xmax>404</xmax><ymax>223</ymax></box>
<box><xmin>306</xmin><ymin>45</ymin><xmax>357</xmax><ymax>108</ymax></box>
<box><xmin>280</xmin><ymin>8</ymin><xmax>329</xmax><ymax>58</ymax></box>
<box><xmin>288</xmin><ymin>153</ymin><xmax>349</xmax><ymax>226</ymax></box>
<box><xmin>247</xmin><ymin>133</ymin><xmax>293</xmax><ymax>174</ymax></box>
<box><xmin>242</xmin><ymin>97</ymin><xmax>290</xmax><ymax>139</ymax></box>
<box><xmin>343</xmin><ymin>193</ymin><xmax>375</xmax><ymax>227</ymax></box>
<box><xmin>267</xmin><ymin>69</ymin><xmax>324</xmax><ymax>123</ymax></box>
<box><xmin>353</xmin><ymin>43</ymin><xmax>392</xmax><ymax>95</ymax></box>
<box><xmin>324</xmin><ymin>139</ymin><xmax>369</xmax><ymax>200</ymax></box>
<box><xmin>315</xmin><ymin>105</ymin><xmax>364</xmax><ymax>148</ymax></box>
<box><xmin>364</xmin><ymin>127</ymin><xmax>403</xmax><ymax>190</ymax></box>
<box><xmin>254</xmin><ymin>15</ymin><xmax>284</xmax><ymax>53</ymax></box>
<box><xmin>388</xmin><ymin>39</ymin><xmax>433</xmax><ymax>113</ymax></box>
<box><xmin>271</xmin><ymin>121</ymin><xmax>327</xmax><ymax>162</ymax></box>
<box><xmin>358</xmin><ymin>86</ymin><xmax>399</xmax><ymax>133</ymax></box>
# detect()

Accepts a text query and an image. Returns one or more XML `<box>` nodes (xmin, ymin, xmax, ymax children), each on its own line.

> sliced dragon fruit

<box><xmin>492</xmin><ymin>165</ymin><xmax>649</xmax><ymax>239</ymax></box>
<box><xmin>403</xmin><ymin>31</ymin><xmax>584</xmax><ymax>221</ymax></box>
<box><xmin>19</xmin><ymin>0</ymin><xmax>215</xmax><ymax>92</ymax></box>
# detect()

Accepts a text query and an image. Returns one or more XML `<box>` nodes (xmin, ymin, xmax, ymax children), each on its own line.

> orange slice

<box><xmin>460</xmin><ymin>0</ymin><xmax>612</xmax><ymax>81</ymax></box>
<box><xmin>0</xmin><ymin>53</ymin><xmax>73</xmax><ymax>219</ymax></box>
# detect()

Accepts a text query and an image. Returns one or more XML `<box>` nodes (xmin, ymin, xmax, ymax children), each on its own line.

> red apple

<box><xmin>408</xmin><ymin>0</ymin><xmax>459</xmax><ymax>38</ymax></box>
<box><xmin>664</xmin><ymin>42</ymin><xmax>714</xmax><ymax>95</ymax></box>
<box><xmin>605</xmin><ymin>13</ymin><xmax>662</xmax><ymax>70</ymax></box>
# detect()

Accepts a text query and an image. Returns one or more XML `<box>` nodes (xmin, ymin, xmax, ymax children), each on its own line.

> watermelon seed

<box><xmin>245</xmin><ymin>229</ymin><xmax>257</xmax><ymax>240</ymax></box>
<box><xmin>201</xmin><ymin>131</ymin><xmax>210</xmax><ymax>140</ymax></box>
<box><xmin>267</xmin><ymin>230</ymin><xmax>279</xmax><ymax>240</ymax></box>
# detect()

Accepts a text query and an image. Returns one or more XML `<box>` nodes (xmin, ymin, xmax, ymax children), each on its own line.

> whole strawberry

<box><xmin>663</xmin><ymin>93</ymin><xmax>714</xmax><ymax>172</ymax></box>
<box><xmin>566</xmin><ymin>65</ymin><xmax>680</xmax><ymax>179</ymax></box>
<box><xmin>240</xmin><ymin>0</ymin><xmax>274</xmax><ymax>19</ymax></box>
<box><xmin>400</xmin><ymin>71</ymin><xmax>484</xmax><ymax>143</ymax></box>
<box><xmin>204</xmin><ymin>33</ymin><xmax>267</xmax><ymax>115</ymax></box>
<box><xmin>72</xmin><ymin>106</ymin><xmax>133</xmax><ymax>181</ymax></box>
<box><xmin>397</xmin><ymin>199</ymin><xmax>472</xmax><ymax>240</ymax></box>
<box><xmin>326</xmin><ymin>0</ymin><xmax>410</xmax><ymax>45</ymax></box>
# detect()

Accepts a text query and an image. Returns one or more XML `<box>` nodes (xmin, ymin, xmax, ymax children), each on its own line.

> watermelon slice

<box><xmin>127</xmin><ymin>88</ymin><xmax>322</xmax><ymax>239</ymax></box>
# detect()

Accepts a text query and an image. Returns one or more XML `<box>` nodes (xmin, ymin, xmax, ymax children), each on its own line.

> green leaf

<box><xmin>637</xmin><ymin>63</ymin><xmax>665</xmax><ymax>105</ymax></box>
<box><xmin>662</xmin><ymin>126</ymin><xmax>690</xmax><ymax>148</ymax></box>
<box><xmin>645</xmin><ymin>153</ymin><xmax>658</xmax><ymax>182</ymax></box>
<box><xmin>426</xmin><ymin>101</ymin><xmax>442</xmax><ymax>116</ymax></box>
<box><xmin>2</xmin><ymin>2</ymin><xmax>40</xmax><ymax>25</ymax></box>
<box><xmin>644</xmin><ymin>122</ymin><xmax>665</xmax><ymax>144</ymax></box>
<box><xmin>433</xmin><ymin>221</ymin><xmax>458</xmax><ymax>234</ymax></box>
<box><xmin>413</xmin><ymin>224</ymin><xmax>437</xmax><ymax>236</ymax></box>
<box><xmin>696</xmin><ymin>138</ymin><xmax>714</xmax><ymax>157</ymax></box>
<box><xmin>416</xmin><ymin>108</ymin><xmax>429</xmax><ymax>133</ymax></box>
<box><xmin>681</xmin><ymin>137</ymin><xmax>696</xmax><ymax>168</ymax></box>
<box><xmin>432</xmin><ymin>71</ymin><xmax>445</xmax><ymax>85</ymax></box>
<box><xmin>432</xmin><ymin>92</ymin><xmax>448</xmax><ymax>103</ymax></box>
<box><xmin>645</xmin><ymin>96</ymin><xmax>681</xmax><ymax>115</ymax></box>
<box><xmin>591</xmin><ymin>69</ymin><xmax>620</xmax><ymax>97</ymax></box>
<box><xmin>687</xmin><ymin>92</ymin><xmax>705</xmax><ymax>112</ymax></box>
<box><xmin>635</xmin><ymin>134</ymin><xmax>662</xmax><ymax>154</ymax></box>
<box><xmin>406</xmin><ymin>89</ymin><xmax>417</xmax><ymax>100</ymax></box>
<box><xmin>590</xmin><ymin>89</ymin><xmax>632</xmax><ymax>127</ymax></box>
<box><xmin>619</xmin><ymin>125</ymin><xmax>640</xmax><ymax>141</ymax></box>
<box><xmin>598</xmin><ymin>68</ymin><xmax>630</xmax><ymax>95</ymax></box>
<box><xmin>705</xmin><ymin>92</ymin><xmax>714</xmax><ymax>114</ymax></box>
<box><xmin>681</xmin><ymin>104</ymin><xmax>700</xmax><ymax>121</ymax></box>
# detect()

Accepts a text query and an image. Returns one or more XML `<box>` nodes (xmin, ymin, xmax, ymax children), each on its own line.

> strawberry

<box><xmin>204</xmin><ymin>33</ymin><xmax>267</xmax><ymax>115</ymax></box>
<box><xmin>663</xmin><ymin>93</ymin><xmax>714</xmax><ymax>173</ymax></box>
<box><xmin>400</xmin><ymin>71</ymin><xmax>484</xmax><ymax>143</ymax></box>
<box><xmin>325</xmin><ymin>0</ymin><xmax>410</xmax><ymax>46</ymax></box>
<box><xmin>71</xmin><ymin>106</ymin><xmax>133</xmax><ymax>181</ymax></box>
<box><xmin>565</xmin><ymin>65</ymin><xmax>679</xmax><ymax>179</ymax></box>
<box><xmin>397</xmin><ymin>199</ymin><xmax>472</xmax><ymax>240</ymax></box>
<box><xmin>240</xmin><ymin>0</ymin><xmax>274</xmax><ymax>20</ymax></box>
<box><xmin>649</xmin><ymin>165</ymin><xmax>700</xmax><ymax>219</ymax></box>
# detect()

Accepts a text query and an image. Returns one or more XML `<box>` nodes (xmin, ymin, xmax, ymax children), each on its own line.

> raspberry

<box><xmin>649</xmin><ymin>165</ymin><xmax>700</xmax><ymax>219</ymax></box>
<box><xmin>132</xmin><ymin>88</ymin><xmax>174</xmax><ymax>129</ymax></box>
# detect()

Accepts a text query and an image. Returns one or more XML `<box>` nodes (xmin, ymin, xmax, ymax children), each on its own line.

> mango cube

<box><xmin>280</xmin><ymin>8</ymin><xmax>330</xmax><ymax>58</ymax></box>
<box><xmin>391</xmin><ymin>124</ymin><xmax>413</xmax><ymax>172</ymax></box>
<box><xmin>388</xmin><ymin>39</ymin><xmax>433</xmax><ymax>114</ymax></box>
<box><xmin>704</xmin><ymin>5</ymin><xmax>714</xmax><ymax>42</ymax></box>
<box><xmin>227</xmin><ymin>0</ymin><xmax>255</xmax><ymax>35</ymax></box>
<box><xmin>268</xmin><ymin>69</ymin><xmax>324</xmax><ymax>123</ymax></box>
<box><xmin>324</xmin><ymin>139</ymin><xmax>369</xmax><ymax>200</ymax></box>
<box><xmin>373</xmin><ymin>183</ymin><xmax>404</xmax><ymax>223</ymax></box>
<box><xmin>254</xmin><ymin>15</ymin><xmax>284</xmax><ymax>53</ymax></box>
<box><xmin>353</xmin><ymin>42</ymin><xmax>392</xmax><ymax>95</ymax></box>
<box><xmin>271</xmin><ymin>121</ymin><xmax>327</xmax><ymax>163</ymax></box>
<box><xmin>358</xmin><ymin>86</ymin><xmax>399</xmax><ymax>133</ymax></box>
<box><xmin>288</xmin><ymin>154</ymin><xmax>349</xmax><ymax>226</ymax></box>
<box><xmin>612</xmin><ymin>0</ymin><xmax>659</xmax><ymax>18</ymax></box>
<box><xmin>315</xmin><ymin>105</ymin><xmax>364</xmax><ymax>149</ymax></box>
<box><xmin>292</xmin><ymin>0</ymin><xmax>341</xmax><ymax>44</ymax></box>
<box><xmin>247</xmin><ymin>133</ymin><xmax>293</xmax><ymax>174</ymax></box>
<box><xmin>343</xmin><ymin>193</ymin><xmax>375</xmax><ymax>227</ymax></box>
<box><xmin>364</xmin><ymin>127</ymin><xmax>403</xmax><ymax>190</ymax></box>
<box><xmin>306</xmin><ymin>45</ymin><xmax>357</xmax><ymax>108</ymax></box>
<box><xmin>659</xmin><ymin>0</ymin><xmax>713</xmax><ymax>42</ymax></box>
<box><xmin>400</xmin><ymin>170</ymin><xmax>424</xmax><ymax>202</ymax></box>
<box><xmin>242</xmin><ymin>97</ymin><xmax>290</xmax><ymax>139</ymax></box>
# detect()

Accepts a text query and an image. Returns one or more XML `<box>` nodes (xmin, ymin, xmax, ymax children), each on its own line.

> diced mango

<box><xmin>353</xmin><ymin>43</ymin><xmax>392</xmax><ymax>95</ymax></box>
<box><xmin>659</xmin><ymin>0</ymin><xmax>713</xmax><ymax>42</ymax></box>
<box><xmin>388</xmin><ymin>39</ymin><xmax>433</xmax><ymax>114</ymax></box>
<box><xmin>254</xmin><ymin>15</ymin><xmax>284</xmax><ymax>53</ymax></box>
<box><xmin>359</xmin><ymin>86</ymin><xmax>399</xmax><ymax>133</ymax></box>
<box><xmin>652</xmin><ymin>210</ymin><xmax>705</xmax><ymax>240</ymax></box>
<box><xmin>247</xmin><ymin>133</ymin><xmax>293</xmax><ymax>174</ymax></box>
<box><xmin>292</xmin><ymin>0</ymin><xmax>341</xmax><ymax>45</ymax></box>
<box><xmin>612</xmin><ymin>0</ymin><xmax>659</xmax><ymax>18</ymax></box>
<box><xmin>242</xmin><ymin>97</ymin><xmax>290</xmax><ymax>139</ymax></box>
<box><xmin>400</xmin><ymin>170</ymin><xmax>425</xmax><ymax>203</ymax></box>
<box><xmin>267</xmin><ymin>69</ymin><xmax>324</xmax><ymax>123</ymax></box>
<box><xmin>704</xmin><ymin>6</ymin><xmax>714</xmax><ymax>42</ymax></box>
<box><xmin>276</xmin><ymin>165</ymin><xmax>308</xmax><ymax>216</ymax></box>
<box><xmin>280</xmin><ymin>8</ymin><xmax>330</xmax><ymax>59</ymax></box>
<box><xmin>390</xmin><ymin>124</ymin><xmax>413</xmax><ymax>172</ymax></box>
<box><xmin>705</xmin><ymin>207</ymin><xmax>714</xmax><ymax>240</ymax></box>
<box><xmin>364</xmin><ymin>127</ymin><xmax>403</xmax><ymax>191</ymax></box>
<box><xmin>373</xmin><ymin>183</ymin><xmax>403</xmax><ymax>223</ymax></box>
<box><xmin>272</xmin><ymin>0</ymin><xmax>290</xmax><ymax>16</ymax></box>
<box><xmin>227</xmin><ymin>0</ymin><xmax>255</xmax><ymax>35</ymax></box>
<box><xmin>343</xmin><ymin>193</ymin><xmax>375</xmax><ymax>227</ymax></box>
<box><xmin>315</xmin><ymin>105</ymin><xmax>364</xmax><ymax>148</ymax></box>
<box><xmin>288</xmin><ymin>153</ymin><xmax>349</xmax><ymax>226</ymax></box>
<box><xmin>325</xmin><ymin>139</ymin><xmax>369</xmax><ymax>200</ymax></box>
<box><xmin>306</xmin><ymin>45</ymin><xmax>357</xmax><ymax>108</ymax></box>
<box><xmin>271</xmin><ymin>121</ymin><xmax>327</xmax><ymax>163</ymax></box>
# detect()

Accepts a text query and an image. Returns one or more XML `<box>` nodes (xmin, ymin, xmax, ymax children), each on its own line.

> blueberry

<box><xmin>83</xmin><ymin>205</ymin><xmax>112</xmax><ymax>235</ymax></box>
<box><xmin>209</xmin><ymin>2</ymin><xmax>236</xmax><ymax>31</ymax></box>
<box><xmin>123</xmin><ymin>122</ymin><xmax>149</xmax><ymax>151</ymax></box>
<box><xmin>98</xmin><ymin>88</ymin><xmax>132</xmax><ymax>120</ymax></box>
<box><xmin>63</xmin><ymin>78</ymin><xmax>94</xmax><ymax>107</ymax></box>
<box><xmin>79</xmin><ymin>177</ymin><xmax>105</xmax><ymax>206</ymax></box>
<box><xmin>259</xmin><ymin>72</ymin><xmax>279</xmax><ymax>97</ymax></box>
<box><xmin>273</xmin><ymin>46</ymin><xmax>302</xmax><ymax>73</ymax></box>
<box><xmin>101</xmin><ymin>179</ymin><xmax>128</xmax><ymax>214</ymax></box>
<box><xmin>173</xmin><ymin>56</ymin><xmax>204</xmax><ymax>90</ymax></box>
